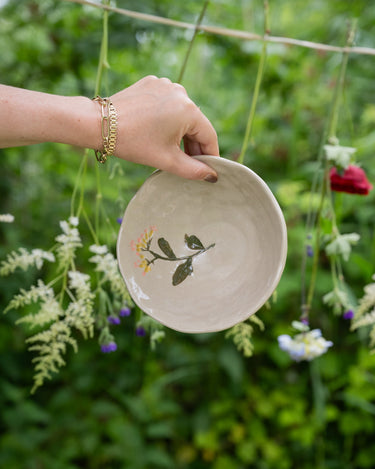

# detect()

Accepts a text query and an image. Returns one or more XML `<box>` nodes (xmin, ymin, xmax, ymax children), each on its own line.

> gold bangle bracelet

<box><xmin>93</xmin><ymin>96</ymin><xmax>118</xmax><ymax>164</ymax></box>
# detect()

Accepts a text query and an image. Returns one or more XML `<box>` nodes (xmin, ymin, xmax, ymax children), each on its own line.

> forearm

<box><xmin>0</xmin><ymin>77</ymin><xmax>219</xmax><ymax>181</ymax></box>
<box><xmin>0</xmin><ymin>85</ymin><xmax>101</xmax><ymax>150</ymax></box>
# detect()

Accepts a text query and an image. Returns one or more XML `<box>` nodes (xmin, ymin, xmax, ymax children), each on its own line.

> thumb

<box><xmin>166</xmin><ymin>148</ymin><xmax>218</xmax><ymax>182</ymax></box>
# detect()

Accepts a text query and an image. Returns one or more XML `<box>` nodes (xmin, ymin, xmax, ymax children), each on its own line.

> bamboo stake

<box><xmin>65</xmin><ymin>0</ymin><xmax>375</xmax><ymax>57</ymax></box>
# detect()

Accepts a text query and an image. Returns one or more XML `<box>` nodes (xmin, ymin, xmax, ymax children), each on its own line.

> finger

<box><xmin>166</xmin><ymin>147</ymin><xmax>218</xmax><ymax>182</ymax></box>
<box><xmin>183</xmin><ymin>136</ymin><xmax>202</xmax><ymax>156</ymax></box>
<box><xmin>185</xmin><ymin>108</ymin><xmax>220</xmax><ymax>157</ymax></box>
<box><xmin>159</xmin><ymin>77</ymin><xmax>172</xmax><ymax>84</ymax></box>
<box><xmin>172</xmin><ymin>82</ymin><xmax>188</xmax><ymax>96</ymax></box>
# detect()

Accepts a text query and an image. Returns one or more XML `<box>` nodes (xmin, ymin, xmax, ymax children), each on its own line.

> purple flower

<box><xmin>119</xmin><ymin>307</ymin><xmax>131</xmax><ymax>317</ymax></box>
<box><xmin>300</xmin><ymin>317</ymin><xmax>309</xmax><ymax>326</ymax></box>
<box><xmin>343</xmin><ymin>310</ymin><xmax>354</xmax><ymax>320</ymax></box>
<box><xmin>117</xmin><ymin>217</ymin><xmax>123</xmax><ymax>224</ymax></box>
<box><xmin>101</xmin><ymin>341</ymin><xmax>117</xmax><ymax>353</ymax></box>
<box><xmin>107</xmin><ymin>315</ymin><xmax>121</xmax><ymax>325</ymax></box>
<box><xmin>136</xmin><ymin>326</ymin><xmax>146</xmax><ymax>337</ymax></box>
<box><xmin>306</xmin><ymin>245</ymin><xmax>313</xmax><ymax>257</ymax></box>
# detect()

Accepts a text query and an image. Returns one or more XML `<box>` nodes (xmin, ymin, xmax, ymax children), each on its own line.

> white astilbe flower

<box><xmin>226</xmin><ymin>315</ymin><xmax>265</xmax><ymax>357</ymax></box>
<box><xmin>66</xmin><ymin>270</ymin><xmax>95</xmax><ymax>338</ymax></box>
<box><xmin>55</xmin><ymin>219</ymin><xmax>82</xmax><ymax>268</ymax></box>
<box><xmin>16</xmin><ymin>293</ymin><xmax>63</xmax><ymax>329</ymax></box>
<box><xmin>278</xmin><ymin>329</ymin><xmax>333</xmax><ymax>361</ymax></box>
<box><xmin>353</xmin><ymin>275</ymin><xmax>375</xmax><ymax>321</ymax></box>
<box><xmin>352</xmin><ymin>309</ymin><xmax>375</xmax><ymax>330</ymax></box>
<box><xmin>27</xmin><ymin>299</ymin><xmax>94</xmax><ymax>392</ymax></box>
<box><xmin>22</xmin><ymin>273</ymin><xmax>94</xmax><ymax>392</ymax></box>
<box><xmin>68</xmin><ymin>270</ymin><xmax>92</xmax><ymax>300</ymax></box>
<box><xmin>0</xmin><ymin>213</ymin><xmax>15</xmax><ymax>223</ymax></box>
<box><xmin>89</xmin><ymin>244</ymin><xmax>108</xmax><ymax>255</ymax></box>
<box><xmin>68</xmin><ymin>216</ymin><xmax>79</xmax><ymax>227</ymax></box>
<box><xmin>4</xmin><ymin>269</ymin><xmax>95</xmax><ymax>392</ymax></box>
<box><xmin>65</xmin><ymin>300</ymin><xmax>95</xmax><ymax>339</ymax></box>
<box><xmin>0</xmin><ymin>248</ymin><xmax>55</xmax><ymax>276</ymax></box>
<box><xmin>89</xmin><ymin>244</ymin><xmax>131</xmax><ymax>303</ymax></box>
<box><xmin>4</xmin><ymin>280</ymin><xmax>55</xmax><ymax>313</ymax></box>
<box><xmin>351</xmin><ymin>275</ymin><xmax>375</xmax><ymax>350</ymax></box>
<box><xmin>27</xmin><ymin>321</ymin><xmax>77</xmax><ymax>394</ymax></box>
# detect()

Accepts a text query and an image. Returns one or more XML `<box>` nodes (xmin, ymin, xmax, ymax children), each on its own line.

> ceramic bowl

<box><xmin>117</xmin><ymin>155</ymin><xmax>287</xmax><ymax>333</ymax></box>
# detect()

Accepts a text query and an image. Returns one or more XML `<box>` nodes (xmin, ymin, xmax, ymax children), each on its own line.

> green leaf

<box><xmin>172</xmin><ymin>259</ymin><xmax>193</xmax><ymax>286</ymax></box>
<box><xmin>185</xmin><ymin>234</ymin><xmax>204</xmax><ymax>250</ymax></box>
<box><xmin>157</xmin><ymin>238</ymin><xmax>176</xmax><ymax>259</ymax></box>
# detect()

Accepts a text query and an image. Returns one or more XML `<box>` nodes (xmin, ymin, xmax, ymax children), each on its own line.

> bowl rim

<box><xmin>117</xmin><ymin>155</ymin><xmax>288</xmax><ymax>333</ymax></box>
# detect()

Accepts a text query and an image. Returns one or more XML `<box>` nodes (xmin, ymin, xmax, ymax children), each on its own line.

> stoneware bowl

<box><xmin>117</xmin><ymin>155</ymin><xmax>287</xmax><ymax>333</ymax></box>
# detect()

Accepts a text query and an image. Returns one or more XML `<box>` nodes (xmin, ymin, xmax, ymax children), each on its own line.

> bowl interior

<box><xmin>117</xmin><ymin>155</ymin><xmax>287</xmax><ymax>333</ymax></box>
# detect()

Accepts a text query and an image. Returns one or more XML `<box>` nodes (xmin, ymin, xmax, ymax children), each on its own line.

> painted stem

<box><xmin>147</xmin><ymin>243</ymin><xmax>215</xmax><ymax>264</ymax></box>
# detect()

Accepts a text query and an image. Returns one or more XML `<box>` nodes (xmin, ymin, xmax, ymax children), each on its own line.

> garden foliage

<box><xmin>1</xmin><ymin>0</ymin><xmax>375</xmax><ymax>467</ymax></box>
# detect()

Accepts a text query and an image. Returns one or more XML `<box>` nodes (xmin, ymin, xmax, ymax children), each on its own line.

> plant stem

<box><xmin>95</xmin><ymin>167</ymin><xmax>103</xmax><ymax>235</ymax></box>
<box><xmin>95</xmin><ymin>0</ymin><xmax>110</xmax><ymax>96</ymax></box>
<box><xmin>94</xmin><ymin>0</ymin><xmax>110</xmax><ymax>236</ymax></box>
<box><xmin>238</xmin><ymin>0</ymin><xmax>269</xmax><ymax>165</ymax></box>
<box><xmin>177</xmin><ymin>0</ymin><xmax>210</xmax><ymax>84</ymax></box>
<box><xmin>301</xmin><ymin>22</ymin><xmax>356</xmax><ymax>317</ymax></box>
<box><xmin>305</xmin><ymin>167</ymin><xmax>328</xmax><ymax>311</ymax></box>
<box><xmin>327</xmin><ymin>21</ymin><xmax>356</xmax><ymax>141</ymax></box>
<box><xmin>70</xmin><ymin>0</ymin><xmax>110</xmax><ymax>224</ymax></box>
<box><xmin>77</xmin><ymin>150</ymin><xmax>89</xmax><ymax>219</ymax></box>
<box><xmin>82</xmin><ymin>208</ymin><xmax>100</xmax><ymax>245</ymax></box>
<box><xmin>70</xmin><ymin>150</ymin><xmax>88</xmax><ymax>217</ymax></box>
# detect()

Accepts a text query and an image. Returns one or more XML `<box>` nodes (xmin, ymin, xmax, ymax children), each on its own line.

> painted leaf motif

<box><xmin>184</xmin><ymin>234</ymin><xmax>204</xmax><ymax>250</ymax></box>
<box><xmin>158</xmin><ymin>238</ymin><xmax>176</xmax><ymax>259</ymax></box>
<box><xmin>172</xmin><ymin>258</ymin><xmax>193</xmax><ymax>286</ymax></box>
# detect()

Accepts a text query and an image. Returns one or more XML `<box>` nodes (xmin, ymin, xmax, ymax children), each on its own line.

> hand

<box><xmin>109</xmin><ymin>76</ymin><xmax>219</xmax><ymax>182</ymax></box>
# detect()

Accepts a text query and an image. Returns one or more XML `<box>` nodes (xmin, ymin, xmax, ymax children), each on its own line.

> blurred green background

<box><xmin>1</xmin><ymin>1</ymin><xmax>375</xmax><ymax>467</ymax></box>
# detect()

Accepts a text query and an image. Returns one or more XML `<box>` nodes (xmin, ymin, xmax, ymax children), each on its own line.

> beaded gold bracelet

<box><xmin>93</xmin><ymin>96</ymin><xmax>118</xmax><ymax>164</ymax></box>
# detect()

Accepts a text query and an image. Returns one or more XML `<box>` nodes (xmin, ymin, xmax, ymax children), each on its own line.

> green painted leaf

<box><xmin>158</xmin><ymin>238</ymin><xmax>176</xmax><ymax>259</ymax></box>
<box><xmin>184</xmin><ymin>234</ymin><xmax>204</xmax><ymax>250</ymax></box>
<box><xmin>172</xmin><ymin>258</ymin><xmax>193</xmax><ymax>286</ymax></box>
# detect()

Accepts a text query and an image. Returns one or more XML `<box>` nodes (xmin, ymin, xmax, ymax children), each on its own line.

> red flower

<box><xmin>330</xmin><ymin>165</ymin><xmax>373</xmax><ymax>195</ymax></box>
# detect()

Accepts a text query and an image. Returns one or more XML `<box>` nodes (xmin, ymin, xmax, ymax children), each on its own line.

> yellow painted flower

<box><xmin>131</xmin><ymin>227</ymin><xmax>157</xmax><ymax>275</ymax></box>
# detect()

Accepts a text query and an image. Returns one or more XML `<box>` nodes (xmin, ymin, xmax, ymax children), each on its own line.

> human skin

<box><xmin>0</xmin><ymin>76</ymin><xmax>219</xmax><ymax>181</ymax></box>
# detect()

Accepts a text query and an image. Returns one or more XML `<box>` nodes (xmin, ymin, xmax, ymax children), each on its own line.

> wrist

<box><xmin>63</xmin><ymin>96</ymin><xmax>102</xmax><ymax>151</ymax></box>
<box><xmin>92</xmin><ymin>96</ymin><xmax>119</xmax><ymax>163</ymax></box>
